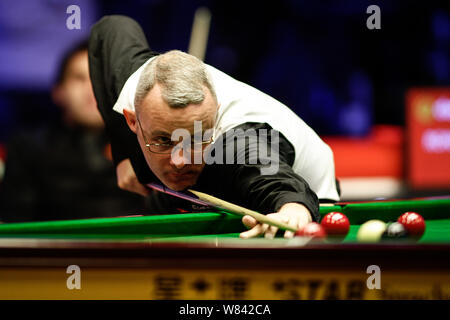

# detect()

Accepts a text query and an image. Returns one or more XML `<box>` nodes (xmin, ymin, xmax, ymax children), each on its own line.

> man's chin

<box><xmin>165</xmin><ymin>183</ymin><xmax>191</xmax><ymax>191</ymax></box>
<box><xmin>161</xmin><ymin>171</ymin><xmax>201</xmax><ymax>191</ymax></box>
<box><xmin>164</xmin><ymin>178</ymin><xmax>196</xmax><ymax>191</ymax></box>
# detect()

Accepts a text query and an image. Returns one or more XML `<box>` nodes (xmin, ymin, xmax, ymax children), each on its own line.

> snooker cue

<box><xmin>187</xmin><ymin>189</ymin><xmax>298</xmax><ymax>232</ymax></box>
<box><xmin>188</xmin><ymin>7</ymin><xmax>211</xmax><ymax>61</ymax></box>
<box><xmin>147</xmin><ymin>183</ymin><xmax>298</xmax><ymax>232</ymax></box>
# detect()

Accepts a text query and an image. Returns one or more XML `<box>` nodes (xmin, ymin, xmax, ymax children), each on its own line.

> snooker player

<box><xmin>88</xmin><ymin>15</ymin><xmax>340</xmax><ymax>238</ymax></box>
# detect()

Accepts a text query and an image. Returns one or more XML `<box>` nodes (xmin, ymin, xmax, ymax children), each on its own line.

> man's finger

<box><xmin>240</xmin><ymin>223</ymin><xmax>269</xmax><ymax>239</ymax></box>
<box><xmin>262</xmin><ymin>213</ymin><xmax>289</xmax><ymax>239</ymax></box>
<box><xmin>242</xmin><ymin>215</ymin><xmax>258</xmax><ymax>229</ymax></box>
<box><xmin>240</xmin><ymin>224</ymin><xmax>263</xmax><ymax>238</ymax></box>
<box><xmin>284</xmin><ymin>230</ymin><xmax>295</xmax><ymax>238</ymax></box>
<box><xmin>265</xmin><ymin>225</ymin><xmax>278</xmax><ymax>239</ymax></box>
<box><xmin>283</xmin><ymin>216</ymin><xmax>299</xmax><ymax>239</ymax></box>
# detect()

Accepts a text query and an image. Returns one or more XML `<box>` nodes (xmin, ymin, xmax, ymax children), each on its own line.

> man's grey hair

<box><xmin>134</xmin><ymin>50</ymin><xmax>218</xmax><ymax>110</ymax></box>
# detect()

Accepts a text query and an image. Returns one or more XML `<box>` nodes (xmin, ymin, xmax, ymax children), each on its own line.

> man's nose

<box><xmin>169</xmin><ymin>148</ymin><xmax>190</xmax><ymax>169</ymax></box>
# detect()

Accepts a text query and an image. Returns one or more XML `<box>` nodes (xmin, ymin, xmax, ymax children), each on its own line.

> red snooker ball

<box><xmin>397</xmin><ymin>212</ymin><xmax>426</xmax><ymax>237</ymax></box>
<box><xmin>296</xmin><ymin>222</ymin><xmax>326</xmax><ymax>239</ymax></box>
<box><xmin>321</xmin><ymin>212</ymin><xmax>350</xmax><ymax>236</ymax></box>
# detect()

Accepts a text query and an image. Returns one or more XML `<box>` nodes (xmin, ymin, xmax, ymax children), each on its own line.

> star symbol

<box><xmin>192</xmin><ymin>279</ymin><xmax>210</xmax><ymax>292</ymax></box>
<box><xmin>272</xmin><ymin>280</ymin><xmax>285</xmax><ymax>291</ymax></box>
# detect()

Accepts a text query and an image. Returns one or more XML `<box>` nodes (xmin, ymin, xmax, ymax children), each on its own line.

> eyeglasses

<box><xmin>137</xmin><ymin>116</ymin><xmax>216</xmax><ymax>154</ymax></box>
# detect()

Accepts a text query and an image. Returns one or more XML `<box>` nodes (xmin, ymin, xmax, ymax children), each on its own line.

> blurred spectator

<box><xmin>0</xmin><ymin>41</ymin><xmax>146</xmax><ymax>222</ymax></box>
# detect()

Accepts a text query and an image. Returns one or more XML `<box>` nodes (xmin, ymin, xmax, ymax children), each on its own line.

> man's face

<box><xmin>137</xmin><ymin>84</ymin><xmax>217</xmax><ymax>191</ymax></box>
<box><xmin>55</xmin><ymin>51</ymin><xmax>103</xmax><ymax>128</ymax></box>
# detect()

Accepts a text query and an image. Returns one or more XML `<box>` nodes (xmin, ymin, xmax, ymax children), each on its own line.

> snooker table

<box><xmin>0</xmin><ymin>197</ymin><xmax>449</xmax><ymax>300</ymax></box>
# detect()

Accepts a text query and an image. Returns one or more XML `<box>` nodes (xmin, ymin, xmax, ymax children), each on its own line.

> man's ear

<box><xmin>123</xmin><ymin>109</ymin><xmax>137</xmax><ymax>134</ymax></box>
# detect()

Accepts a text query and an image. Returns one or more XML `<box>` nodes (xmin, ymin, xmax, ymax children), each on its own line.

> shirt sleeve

<box><xmin>88</xmin><ymin>15</ymin><xmax>158</xmax><ymax>180</ymax></box>
<box><xmin>195</xmin><ymin>123</ymin><xmax>321</xmax><ymax>222</ymax></box>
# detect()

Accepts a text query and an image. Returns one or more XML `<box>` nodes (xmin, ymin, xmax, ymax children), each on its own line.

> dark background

<box><xmin>0</xmin><ymin>0</ymin><xmax>448</xmax><ymax>142</ymax></box>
